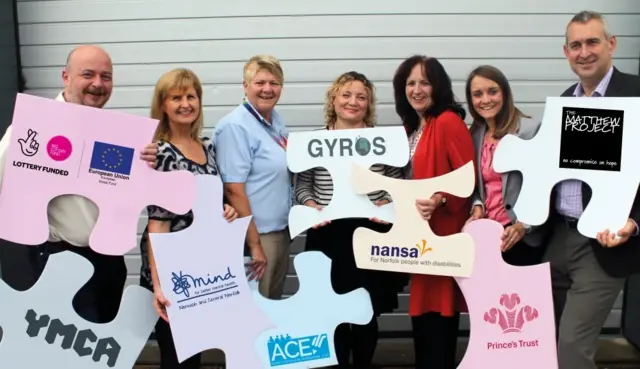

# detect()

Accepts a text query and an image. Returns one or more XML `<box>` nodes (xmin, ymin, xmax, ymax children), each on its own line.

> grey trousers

<box><xmin>257</xmin><ymin>228</ymin><xmax>291</xmax><ymax>299</ymax></box>
<box><xmin>543</xmin><ymin>219</ymin><xmax>625</xmax><ymax>369</ymax></box>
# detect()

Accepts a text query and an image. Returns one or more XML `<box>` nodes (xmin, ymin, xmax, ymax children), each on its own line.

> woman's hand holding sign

<box><xmin>370</xmin><ymin>198</ymin><xmax>391</xmax><ymax>224</ymax></box>
<box><xmin>304</xmin><ymin>200</ymin><xmax>331</xmax><ymax>228</ymax></box>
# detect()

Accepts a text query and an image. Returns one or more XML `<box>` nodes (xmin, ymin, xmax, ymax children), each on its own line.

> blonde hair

<box><xmin>150</xmin><ymin>68</ymin><xmax>204</xmax><ymax>142</ymax></box>
<box><xmin>324</xmin><ymin>71</ymin><xmax>377</xmax><ymax>128</ymax></box>
<box><xmin>243</xmin><ymin>54</ymin><xmax>284</xmax><ymax>85</ymax></box>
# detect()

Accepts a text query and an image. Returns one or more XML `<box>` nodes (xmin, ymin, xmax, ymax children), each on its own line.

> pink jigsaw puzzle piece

<box><xmin>456</xmin><ymin>219</ymin><xmax>558</xmax><ymax>369</ymax></box>
<box><xmin>0</xmin><ymin>93</ymin><xmax>197</xmax><ymax>255</ymax></box>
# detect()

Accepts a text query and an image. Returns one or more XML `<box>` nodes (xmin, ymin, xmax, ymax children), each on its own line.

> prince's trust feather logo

<box><xmin>369</xmin><ymin>239</ymin><xmax>459</xmax><ymax>268</ymax></box>
<box><xmin>485</xmin><ymin>293</ymin><xmax>540</xmax><ymax>351</ymax></box>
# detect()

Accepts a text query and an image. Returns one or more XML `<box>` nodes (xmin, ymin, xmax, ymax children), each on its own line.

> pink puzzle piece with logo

<box><xmin>455</xmin><ymin>219</ymin><xmax>558</xmax><ymax>369</ymax></box>
<box><xmin>0</xmin><ymin>93</ymin><xmax>197</xmax><ymax>255</ymax></box>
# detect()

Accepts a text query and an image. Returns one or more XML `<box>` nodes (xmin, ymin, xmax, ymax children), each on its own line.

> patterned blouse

<box><xmin>139</xmin><ymin>137</ymin><xmax>221</xmax><ymax>288</ymax></box>
<box><xmin>404</xmin><ymin>126</ymin><xmax>424</xmax><ymax>179</ymax></box>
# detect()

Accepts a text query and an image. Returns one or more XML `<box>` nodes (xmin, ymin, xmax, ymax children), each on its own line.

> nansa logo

<box><xmin>267</xmin><ymin>333</ymin><xmax>330</xmax><ymax>366</ymax></box>
<box><xmin>371</xmin><ymin>239</ymin><xmax>432</xmax><ymax>258</ymax></box>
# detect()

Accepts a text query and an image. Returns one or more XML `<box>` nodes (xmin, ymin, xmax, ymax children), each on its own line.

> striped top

<box><xmin>294</xmin><ymin>163</ymin><xmax>405</xmax><ymax>206</ymax></box>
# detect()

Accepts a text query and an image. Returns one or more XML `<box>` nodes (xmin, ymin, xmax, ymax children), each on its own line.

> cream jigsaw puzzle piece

<box><xmin>350</xmin><ymin>161</ymin><xmax>476</xmax><ymax>277</ymax></box>
<box><xmin>0</xmin><ymin>251</ymin><xmax>157</xmax><ymax>369</ymax></box>
<box><xmin>148</xmin><ymin>174</ymin><xmax>274</xmax><ymax>368</ymax></box>
<box><xmin>493</xmin><ymin>96</ymin><xmax>640</xmax><ymax>238</ymax></box>
<box><xmin>247</xmin><ymin>251</ymin><xmax>373</xmax><ymax>368</ymax></box>
<box><xmin>287</xmin><ymin>126</ymin><xmax>409</xmax><ymax>238</ymax></box>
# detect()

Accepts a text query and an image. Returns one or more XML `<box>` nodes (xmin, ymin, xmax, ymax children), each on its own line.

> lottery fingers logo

<box><xmin>18</xmin><ymin>129</ymin><xmax>39</xmax><ymax>157</ymax></box>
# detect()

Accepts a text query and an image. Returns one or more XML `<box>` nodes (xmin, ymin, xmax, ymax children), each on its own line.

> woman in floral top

<box><xmin>139</xmin><ymin>68</ymin><xmax>240</xmax><ymax>369</ymax></box>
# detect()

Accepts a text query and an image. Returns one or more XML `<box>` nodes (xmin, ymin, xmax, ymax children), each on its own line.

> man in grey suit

<box><xmin>545</xmin><ymin>11</ymin><xmax>640</xmax><ymax>369</ymax></box>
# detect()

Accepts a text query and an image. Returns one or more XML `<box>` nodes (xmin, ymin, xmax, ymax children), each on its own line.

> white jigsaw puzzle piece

<box><xmin>287</xmin><ymin>126</ymin><xmax>409</xmax><ymax>238</ymax></box>
<box><xmin>0</xmin><ymin>251</ymin><xmax>157</xmax><ymax>369</ymax></box>
<box><xmin>493</xmin><ymin>96</ymin><xmax>640</xmax><ymax>238</ymax></box>
<box><xmin>246</xmin><ymin>252</ymin><xmax>373</xmax><ymax>368</ymax></box>
<box><xmin>148</xmin><ymin>174</ymin><xmax>274</xmax><ymax>368</ymax></box>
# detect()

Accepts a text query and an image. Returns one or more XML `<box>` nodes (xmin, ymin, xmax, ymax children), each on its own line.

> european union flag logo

<box><xmin>89</xmin><ymin>141</ymin><xmax>134</xmax><ymax>175</ymax></box>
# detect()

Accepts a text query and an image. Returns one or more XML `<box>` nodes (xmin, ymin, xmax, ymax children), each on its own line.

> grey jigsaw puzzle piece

<box><xmin>0</xmin><ymin>251</ymin><xmax>157</xmax><ymax>369</ymax></box>
<box><xmin>148</xmin><ymin>174</ymin><xmax>274</xmax><ymax>368</ymax></box>
<box><xmin>250</xmin><ymin>251</ymin><xmax>374</xmax><ymax>368</ymax></box>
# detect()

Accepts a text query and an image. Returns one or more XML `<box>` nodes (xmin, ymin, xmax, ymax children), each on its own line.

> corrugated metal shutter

<box><xmin>15</xmin><ymin>0</ymin><xmax>640</xmax><ymax>335</ymax></box>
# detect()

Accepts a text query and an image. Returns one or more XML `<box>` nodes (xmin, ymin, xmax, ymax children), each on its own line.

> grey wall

<box><xmin>0</xmin><ymin>0</ymin><xmax>34</xmax><ymax>292</ymax></box>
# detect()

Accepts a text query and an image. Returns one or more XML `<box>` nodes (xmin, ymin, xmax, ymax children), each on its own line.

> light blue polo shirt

<box><xmin>213</xmin><ymin>102</ymin><xmax>292</xmax><ymax>234</ymax></box>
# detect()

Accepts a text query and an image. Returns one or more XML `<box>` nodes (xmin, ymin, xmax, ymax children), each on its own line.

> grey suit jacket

<box><xmin>469</xmin><ymin>117</ymin><xmax>544</xmax><ymax>247</ymax></box>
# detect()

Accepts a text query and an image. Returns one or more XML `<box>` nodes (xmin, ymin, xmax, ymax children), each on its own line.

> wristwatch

<box><xmin>521</xmin><ymin>223</ymin><xmax>531</xmax><ymax>234</ymax></box>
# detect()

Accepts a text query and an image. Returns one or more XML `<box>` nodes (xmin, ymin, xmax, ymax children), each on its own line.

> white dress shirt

<box><xmin>0</xmin><ymin>92</ymin><xmax>98</xmax><ymax>247</ymax></box>
<box><xmin>555</xmin><ymin>66</ymin><xmax>615</xmax><ymax>219</ymax></box>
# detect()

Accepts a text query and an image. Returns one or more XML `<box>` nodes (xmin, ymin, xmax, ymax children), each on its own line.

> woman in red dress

<box><xmin>392</xmin><ymin>55</ymin><xmax>476</xmax><ymax>369</ymax></box>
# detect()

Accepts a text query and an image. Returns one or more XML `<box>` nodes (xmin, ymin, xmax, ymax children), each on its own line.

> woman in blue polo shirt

<box><xmin>213</xmin><ymin>54</ymin><xmax>290</xmax><ymax>299</ymax></box>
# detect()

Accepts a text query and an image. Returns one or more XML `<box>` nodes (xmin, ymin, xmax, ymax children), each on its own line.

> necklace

<box><xmin>409</xmin><ymin>124</ymin><xmax>425</xmax><ymax>159</ymax></box>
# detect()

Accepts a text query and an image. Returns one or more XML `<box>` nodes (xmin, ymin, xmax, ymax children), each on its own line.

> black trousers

<box><xmin>501</xmin><ymin>239</ymin><xmax>545</xmax><ymax>267</ymax></box>
<box><xmin>30</xmin><ymin>241</ymin><xmax>126</xmax><ymax>324</ymax></box>
<box><xmin>140</xmin><ymin>277</ymin><xmax>202</xmax><ymax>369</ymax></box>
<box><xmin>332</xmin><ymin>318</ymin><xmax>379</xmax><ymax>369</ymax></box>
<box><xmin>412</xmin><ymin>312</ymin><xmax>460</xmax><ymax>369</ymax></box>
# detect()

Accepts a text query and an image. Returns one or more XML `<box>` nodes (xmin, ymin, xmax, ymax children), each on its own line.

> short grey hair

<box><xmin>565</xmin><ymin>10</ymin><xmax>613</xmax><ymax>44</ymax></box>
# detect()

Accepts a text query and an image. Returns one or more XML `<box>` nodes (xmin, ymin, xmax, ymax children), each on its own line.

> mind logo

<box><xmin>484</xmin><ymin>293</ymin><xmax>539</xmax><ymax>334</ymax></box>
<box><xmin>371</xmin><ymin>239</ymin><xmax>432</xmax><ymax>258</ymax></box>
<box><xmin>169</xmin><ymin>266</ymin><xmax>240</xmax><ymax>310</ymax></box>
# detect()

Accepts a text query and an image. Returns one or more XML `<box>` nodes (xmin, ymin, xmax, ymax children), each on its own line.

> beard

<box><xmin>80</xmin><ymin>87</ymin><xmax>108</xmax><ymax>108</ymax></box>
